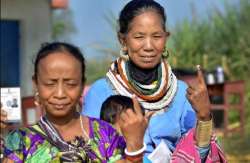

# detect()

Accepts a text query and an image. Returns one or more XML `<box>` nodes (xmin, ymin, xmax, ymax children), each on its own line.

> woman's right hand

<box><xmin>118</xmin><ymin>96</ymin><xmax>154</xmax><ymax>152</ymax></box>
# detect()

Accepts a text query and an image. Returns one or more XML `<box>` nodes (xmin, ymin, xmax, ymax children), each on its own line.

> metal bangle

<box><xmin>195</xmin><ymin>117</ymin><xmax>213</xmax><ymax>147</ymax></box>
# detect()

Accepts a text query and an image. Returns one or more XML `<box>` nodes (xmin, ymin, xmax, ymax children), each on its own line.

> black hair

<box><xmin>100</xmin><ymin>95</ymin><xmax>145</xmax><ymax>124</ymax></box>
<box><xmin>118</xmin><ymin>0</ymin><xmax>167</xmax><ymax>34</ymax></box>
<box><xmin>33</xmin><ymin>42</ymin><xmax>86</xmax><ymax>83</ymax></box>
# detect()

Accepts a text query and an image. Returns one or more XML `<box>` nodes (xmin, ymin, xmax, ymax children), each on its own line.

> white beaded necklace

<box><xmin>79</xmin><ymin>114</ymin><xmax>90</xmax><ymax>143</ymax></box>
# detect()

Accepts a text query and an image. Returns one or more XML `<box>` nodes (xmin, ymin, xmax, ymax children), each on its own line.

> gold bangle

<box><xmin>195</xmin><ymin>118</ymin><xmax>213</xmax><ymax>147</ymax></box>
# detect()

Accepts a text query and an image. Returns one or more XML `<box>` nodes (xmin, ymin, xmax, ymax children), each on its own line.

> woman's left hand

<box><xmin>0</xmin><ymin>104</ymin><xmax>8</xmax><ymax>129</ymax></box>
<box><xmin>186</xmin><ymin>65</ymin><xmax>211</xmax><ymax>121</ymax></box>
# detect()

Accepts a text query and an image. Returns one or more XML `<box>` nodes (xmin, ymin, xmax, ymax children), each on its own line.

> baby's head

<box><xmin>100</xmin><ymin>95</ymin><xmax>144</xmax><ymax>133</ymax></box>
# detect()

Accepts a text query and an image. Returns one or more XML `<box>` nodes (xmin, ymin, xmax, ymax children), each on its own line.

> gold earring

<box><xmin>119</xmin><ymin>48</ymin><xmax>129</xmax><ymax>61</ymax></box>
<box><xmin>34</xmin><ymin>92</ymin><xmax>40</xmax><ymax>107</ymax></box>
<box><xmin>162</xmin><ymin>47</ymin><xmax>170</xmax><ymax>58</ymax></box>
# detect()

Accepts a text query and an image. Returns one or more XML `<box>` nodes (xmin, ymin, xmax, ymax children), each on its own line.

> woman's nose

<box><xmin>144</xmin><ymin>38</ymin><xmax>153</xmax><ymax>50</ymax></box>
<box><xmin>54</xmin><ymin>84</ymin><xmax>66</xmax><ymax>98</ymax></box>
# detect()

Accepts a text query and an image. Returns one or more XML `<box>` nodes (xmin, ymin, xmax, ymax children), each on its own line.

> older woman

<box><xmin>1</xmin><ymin>42</ymin><xmax>150</xmax><ymax>163</ymax></box>
<box><xmin>82</xmin><ymin>0</ymin><xmax>226</xmax><ymax>162</ymax></box>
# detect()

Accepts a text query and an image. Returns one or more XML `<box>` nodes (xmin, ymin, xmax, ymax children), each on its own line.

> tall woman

<box><xmin>2</xmin><ymin>42</ymin><xmax>149</xmax><ymax>162</ymax></box>
<box><xmin>83</xmin><ymin>0</ymin><xmax>225</xmax><ymax>162</ymax></box>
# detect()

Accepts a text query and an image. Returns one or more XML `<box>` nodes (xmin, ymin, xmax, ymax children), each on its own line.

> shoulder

<box><xmin>89</xmin><ymin>78</ymin><xmax>111</xmax><ymax>91</ymax></box>
<box><xmin>4</xmin><ymin>126</ymin><xmax>42</xmax><ymax>148</ymax></box>
<box><xmin>4</xmin><ymin>129</ymin><xmax>24</xmax><ymax>150</ymax></box>
<box><xmin>5</xmin><ymin>127</ymin><xmax>32</xmax><ymax>142</ymax></box>
<box><xmin>85</xmin><ymin>78</ymin><xmax>113</xmax><ymax>99</ymax></box>
<box><xmin>83</xmin><ymin>78</ymin><xmax>114</xmax><ymax>117</ymax></box>
<box><xmin>4</xmin><ymin>127</ymin><xmax>41</xmax><ymax>154</ymax></box>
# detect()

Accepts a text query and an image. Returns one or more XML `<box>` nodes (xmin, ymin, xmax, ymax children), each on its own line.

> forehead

<box><xmin>128</xmin><ymin>10</ymin><xmax>164</xmax><ymax>31</ymax></box>
<box><xmin>37</xmin><ymin>52</ymin><xmax>82</xmax><ymax>77</ymax></box>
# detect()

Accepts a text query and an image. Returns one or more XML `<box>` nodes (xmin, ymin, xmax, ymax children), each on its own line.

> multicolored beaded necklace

<box><xmin>106</xmin><ymin>57</ymin><xmax>178</xmax><ymax>114</ymax></box>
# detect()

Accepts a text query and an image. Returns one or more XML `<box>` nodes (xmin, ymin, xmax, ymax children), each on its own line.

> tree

<box><xmin>52</xmin><ymin>9</ymin><xmax>76</xmax><ymax>41</ymax></box>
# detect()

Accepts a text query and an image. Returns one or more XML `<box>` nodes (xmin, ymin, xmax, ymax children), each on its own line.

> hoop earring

<box><xmin>162</xmin><ymin>47</ymin><xmax>170</xmax><ymax>59</ymax></box>
<box><xmin>120</xmin><ymin>49</ymin><xmax>129</xmax><ymax>61</ymax></box>
<box><xmin>76</xmin><ymin>103</ymin><xmax>82</xmax><ymax>113</ymax></box>
<box><xmin>34</xmin><ymin>92</ymin><xmax>40</xmax><ymax>107</ymax></box>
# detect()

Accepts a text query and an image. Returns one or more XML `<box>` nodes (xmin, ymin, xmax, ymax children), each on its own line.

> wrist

<box><xmin>197</xmin><ymin>110</ymin><xmax>211</xmax><ymax>121</ymax></box>
<box><xmin>125</xmin><ymin>143</ymin><xmax>146</xmax><ymax>162</ymax></box>
<box><xmin>125</xmin><ymin>143</ymin><xmax>146</xmax><ymax>156</ymax></box>
<box><xmin>126</xmin><ymin>142</ymin><xmax>143</xmax><ymax>152</ymax></box>
<box><xmin>195</xmin><ymin>117</ymin><xmax>213</xmax><ymax>147</ymax></box>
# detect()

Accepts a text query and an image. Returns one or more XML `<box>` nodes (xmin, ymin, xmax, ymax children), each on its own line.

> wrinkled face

<box><xmin>33</xmin><ymin>52</ymin><xmax>83</xmax><ymax>118</ymax></box>
<box><xmin>121</xmin><ymin>11</ymin><xmax>167</xmax><ymax>69</ymax></box>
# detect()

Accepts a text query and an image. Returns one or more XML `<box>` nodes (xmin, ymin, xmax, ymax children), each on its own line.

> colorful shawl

<box><xmin>106</xmin><ymin>58</ymin><xmax>178</xmax><ymax>115</ymax></box>
<box><xmin>4</xmin><ymin>117</ymin><xmax>125</xmax><ymax>163</ymax></box>
<box><xmin>171</xmin><ymin>129</ymin><xmax>227</xmax><ymax>163</ymax></box>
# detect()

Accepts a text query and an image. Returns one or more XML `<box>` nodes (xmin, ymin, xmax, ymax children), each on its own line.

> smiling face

<box><xmin>33</xmin><ymin>52</ymin><xmax>83</xmax><ymax>118</ymax></box>
<box><xmin>120</xmin><ymin>10</ymin><xmax>167</xmax><ymax>69</ymax></box>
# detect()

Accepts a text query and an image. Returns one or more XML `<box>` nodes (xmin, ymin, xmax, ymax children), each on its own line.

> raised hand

<box><xmin>0</xmin><ymin>104</ymin><xmax>8</xmax><ymax>129</ymax></box>
<box><xmin>118</xmin><ymin>95</ymin><xmax>154</xmax><ymax>152</ymax></box>
<box><xmin>186</xmin><ymin>65</ymin><xmax>211</xmax><ymax>121</ymax></box>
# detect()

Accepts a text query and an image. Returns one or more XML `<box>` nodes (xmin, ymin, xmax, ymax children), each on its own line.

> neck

<box><xmin>45</xmin><ymin>110</ymin><xmax>79</xmax><ymax>130</ymax></box>
<box><xmin>127</xmin><ymin>60</ymin><xmax>160</xmax><ymax>85</ymax></box>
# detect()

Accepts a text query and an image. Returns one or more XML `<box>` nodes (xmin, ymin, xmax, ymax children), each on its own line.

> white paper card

<box><xmin>148</xmin><ymin>140</ymin><xmax>172</xmax><ymax>163</ymax></box>
<box><xmin>1</xmin><ymin>87</ymin><xmax>22</xmax><ymax>122</ymax></box>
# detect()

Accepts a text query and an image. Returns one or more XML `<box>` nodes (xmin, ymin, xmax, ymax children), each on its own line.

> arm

<box><xmin>185</xmin><ymin>66</ymin><xmax>213</xmax><ymax>161</ymax></box>
<box><xmin>180</xmin><ymin>98</ymin><xmax>210</xmax><ymax>160</ymax></box>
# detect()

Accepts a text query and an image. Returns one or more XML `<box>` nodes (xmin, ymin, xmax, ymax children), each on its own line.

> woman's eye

<box><xmin>134</xmin><ymin>36</ymin><xmax>144</xmax><ymax>39</ymax></box>
<box><xmin>66</xmin><ymin>83</ymin><xmax>77</xmax><ymax>87</ymax></box>
<box><xmin>45</xmin><ymin>83</ymin><xmax>55</xmax><ymax>87</ymax></box>
<box><xmin>153</xmin><ymin>35</ymin><xmax>162</xmax><ymax>38</ymax></box>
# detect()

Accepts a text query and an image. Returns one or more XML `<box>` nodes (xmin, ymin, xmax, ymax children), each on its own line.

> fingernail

<box><xmin>196</xmin><ymin>65</ymin><xmax>201</xmax><ymax>70</ymax></box>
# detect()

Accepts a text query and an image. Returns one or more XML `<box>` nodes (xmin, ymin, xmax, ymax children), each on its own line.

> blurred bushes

<box><xmin>169</xmin><ymin>0</ymin><xmax>250</xmax><ymax>80</ymax></box>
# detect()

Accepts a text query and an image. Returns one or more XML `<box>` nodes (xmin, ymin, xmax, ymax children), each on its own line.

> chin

<box><xmin>53</xmin><ymin>112</ymin><xmax>70</xmax><ymax>117</ymax></box>
<box><xmin>139</xmin><ymin>62</ymin><xmax>159</xmax><ymax>69</ymax></box>
<box><xmin>48</xmin><ymin>108</ymin><xmax>73</xmax><ymax>118</ymax></box>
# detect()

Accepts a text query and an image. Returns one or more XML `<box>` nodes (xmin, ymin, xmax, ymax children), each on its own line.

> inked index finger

<box><xmin>132</xmin><ymin>95</ymin><xmax>142</xmax><ymax>115</ymax></box>
<box><xmin>196</xmin><ymin>65</ymin><xmax>206</xmax><ymax>87</ymax></box>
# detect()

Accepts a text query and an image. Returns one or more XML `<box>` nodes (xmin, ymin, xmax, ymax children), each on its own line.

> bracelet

<box><xmin>125</xmin><ymin>153</ymin><xmax>143</xmax><ymax>162</ymax></box>
<box><xmin>195</xmin><ymin>118</ymin><xmax>213</xmax><ymax>147</ymax></box>
<box><xmin>124</xmin><ymin>143</ymin><xmax>146</xmax><ymax>156</ymax></box>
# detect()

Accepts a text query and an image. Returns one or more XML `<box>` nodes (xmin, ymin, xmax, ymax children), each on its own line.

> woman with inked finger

<box><xmin>82</xmin><ymin>0</ymin><xmax>226</xmax><ymax>162</ymax></box>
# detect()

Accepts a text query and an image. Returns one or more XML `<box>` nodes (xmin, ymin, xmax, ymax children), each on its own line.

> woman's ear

<box><xmin>117</xmin><ymin>32</ymin><xmax>126</xmax><ymax>47</ymax></box>
<box><xmin>32</xmin><ymin>75</ymin><xmax>38</xmax><ymax>92</ymax></box>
